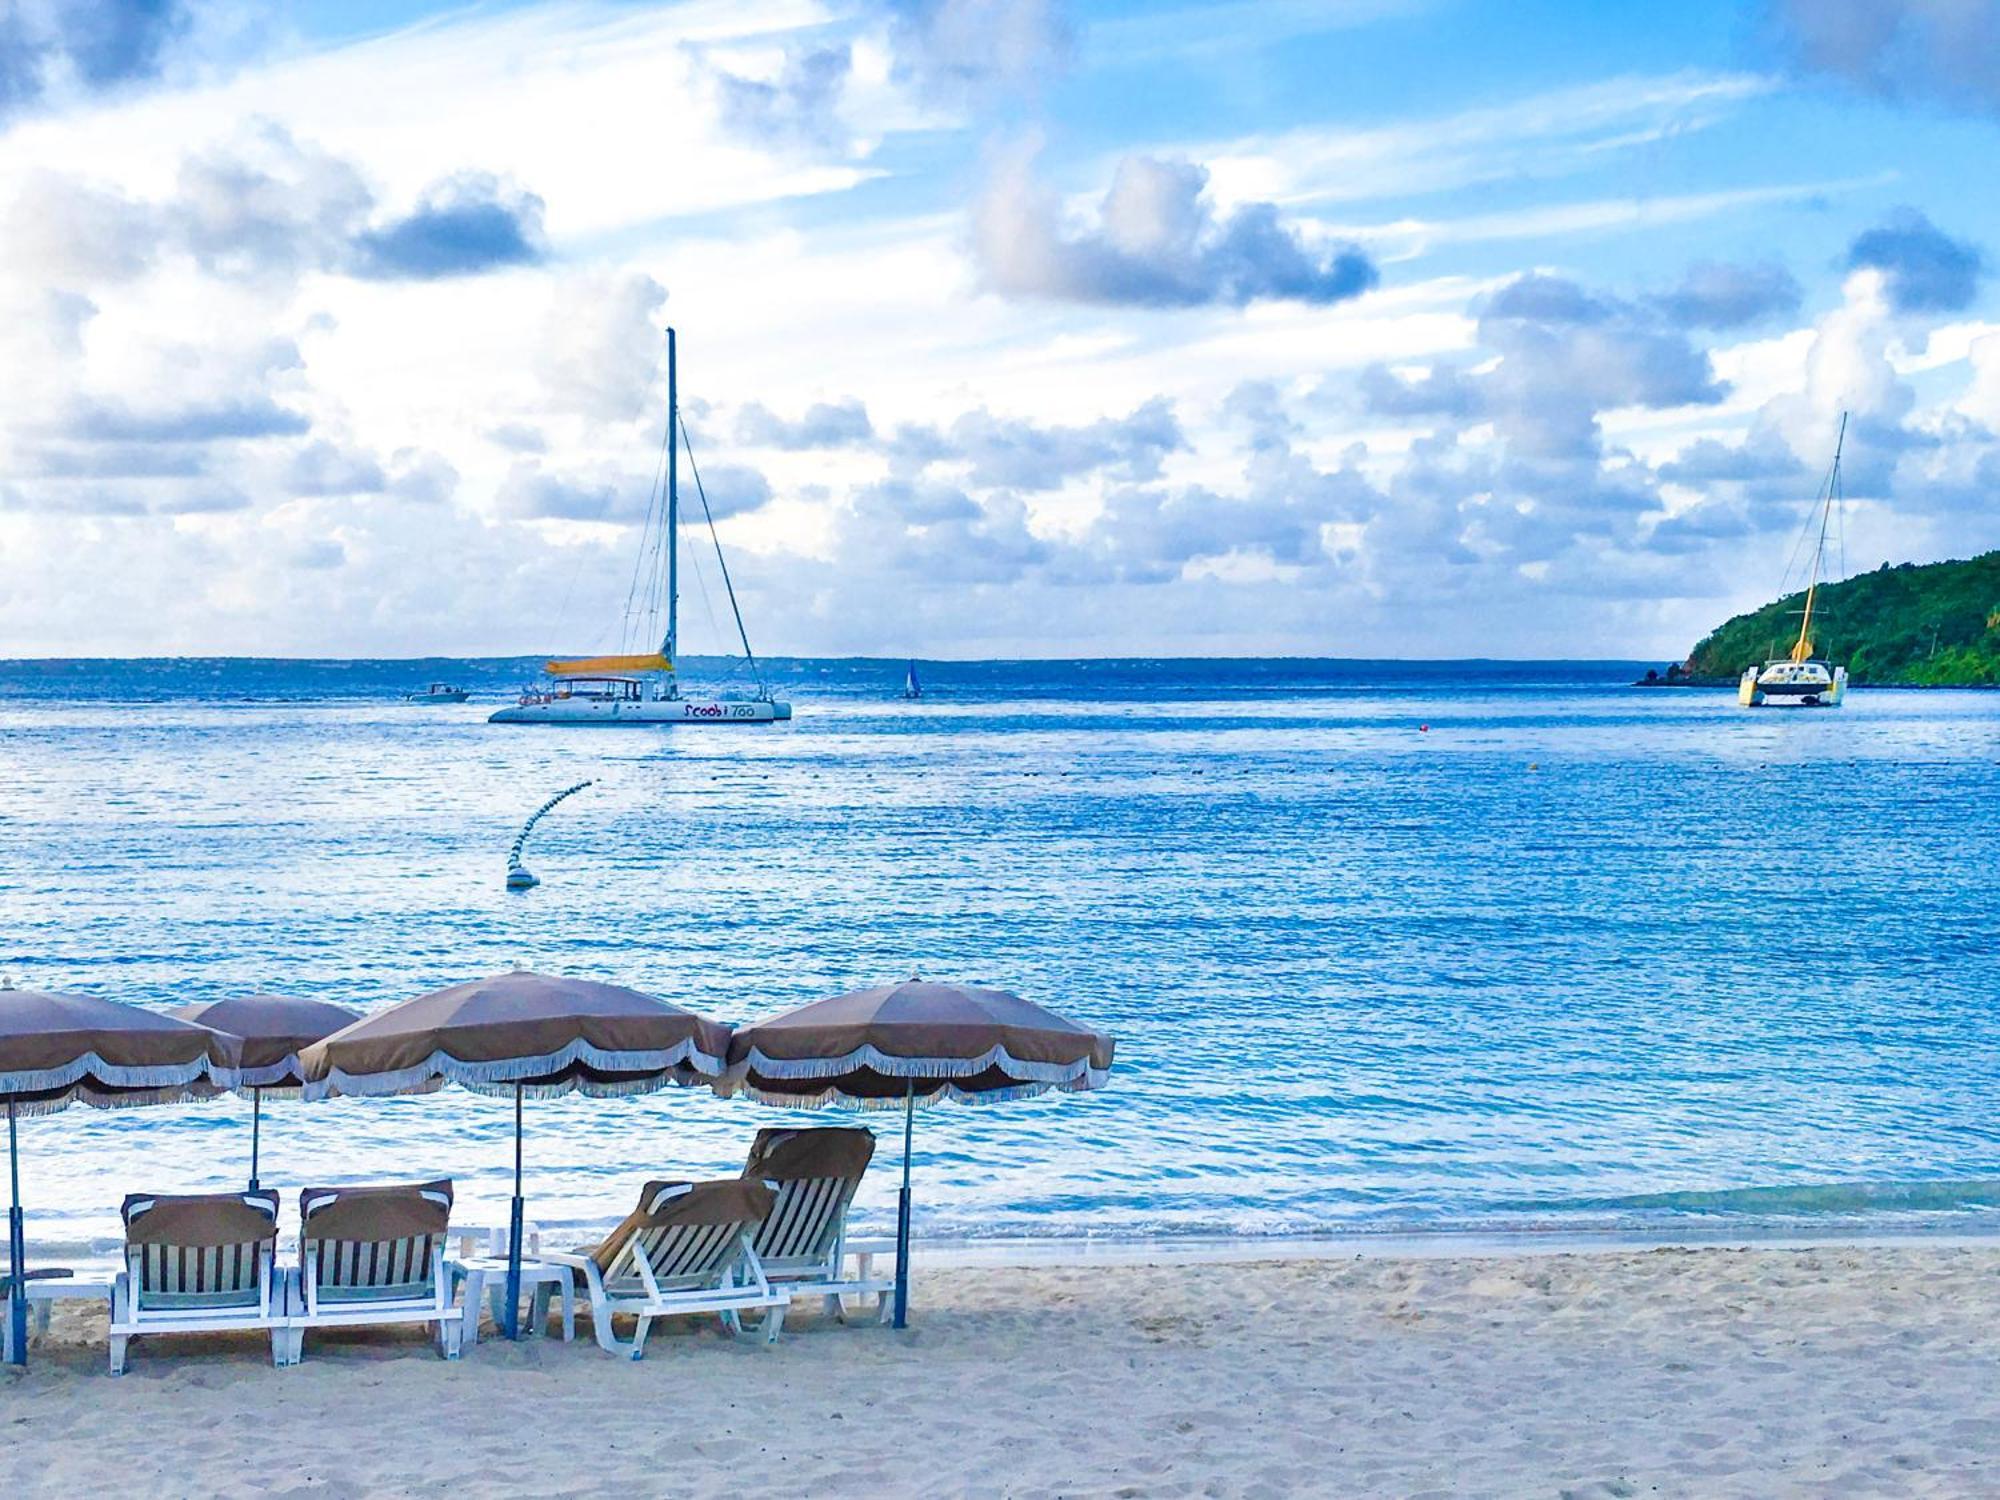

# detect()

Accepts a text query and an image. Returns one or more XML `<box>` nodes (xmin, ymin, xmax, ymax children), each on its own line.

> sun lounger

<box><xmin>108</xmin><ymin>1189</ymin><xmax>287</xmax><ymax>1375</ymax></box>
<box><xmin>741</xmin><ymin>1126</ymin><xmax>893</xmax><ymax>1324</ymax></box>
<box><xmin>290</xmin><ymin>1180</ymin><xmax>464</xmax><ymax>1361</ymax></box>
<box><xmin>546</xmin><ymin>1178</ymin><xmax>786</xmax><ymax>1359</ymax></box>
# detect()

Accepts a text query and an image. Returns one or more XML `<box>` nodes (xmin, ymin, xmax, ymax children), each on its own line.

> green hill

<box><xmin>1682</xmin><ymin>551</ymin><xmax>2000</xmax><ymax>686</ymax></box>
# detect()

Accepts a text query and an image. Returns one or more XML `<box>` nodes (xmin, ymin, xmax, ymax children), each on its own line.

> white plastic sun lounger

<box><xmin>740</xmin><ymin>1126</ymin><xmax>893</xmax><ymax>1325</ymax></box>
<box><xmin>289</xmin><ymin>1179</ymin><xmax>464</xmax><ymax>1361</ymax></box>
<box><xmin>109</xmin><ymin>1189</ymin><xmax>289</xmax><ymax>1375</ymax></box>
<box><xmin>546</xmin><ymin>1178</ymin><xmax>787</xmax><ymax>1359</ymax></box>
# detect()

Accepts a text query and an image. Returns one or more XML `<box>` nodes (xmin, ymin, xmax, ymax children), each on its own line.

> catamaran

<box><xmin>490</xmin><ymin>329</ymin><xmax>791</xmax><ymax>726</ymax></box>
<box><xmin>1739</xmin><ymin>414</ymin><xmax>1849</xmax><ymax>709</ymax></box>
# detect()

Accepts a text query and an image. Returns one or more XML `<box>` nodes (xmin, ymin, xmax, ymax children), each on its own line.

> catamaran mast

<box><xmin>1791</xmin><ymin>410</ymin><xmax>1845</xmax><ymax>664</ymax></box>
<box><xmin>665</xmin><ymin>326</ymin><xmax>679</xmax><ymax>682</ymax></box>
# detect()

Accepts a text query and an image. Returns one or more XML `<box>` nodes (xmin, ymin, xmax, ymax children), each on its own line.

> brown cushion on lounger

<box><xmin>741</xmin><ymin>1126</ymin><xmax>875</xmax><ymax>1183</ymax></box>
<box><xmin>299</xmin><ymin>1180</ymin><xmax>453</xmax><ymax>1241</ymax></box>
<box><xmin>122</xmin><ymin>1190</ymin><xmax>280</xmax><ymax>1246</ymax></box>
<box><xmin>586</xmin><ymin>1177</ymin><xmax>776</xmax><ymax>1274</ymax></box>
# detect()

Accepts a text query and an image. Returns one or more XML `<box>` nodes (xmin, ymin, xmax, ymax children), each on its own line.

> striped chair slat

<box><xmin>752</xmin><ymin>1176</ymin><xmax>859</xmax><ymax>1271</ymax></box>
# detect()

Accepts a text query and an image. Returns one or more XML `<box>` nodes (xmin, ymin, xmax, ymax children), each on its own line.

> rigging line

<box><xmin>622</xmin><ymin>424</ymin><xmax>673</xmax><ymax>654</ymax></box>
<box><xmin>678</xmin><ymin>413</ymin><xmax>766</xmax><ymax>692</ymax></box>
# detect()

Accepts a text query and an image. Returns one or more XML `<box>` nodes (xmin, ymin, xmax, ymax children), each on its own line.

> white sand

<box><xmin>4</xmin><ymin>1245</ymin><xmax>1997</xmax><ymax>1497</ymax></box>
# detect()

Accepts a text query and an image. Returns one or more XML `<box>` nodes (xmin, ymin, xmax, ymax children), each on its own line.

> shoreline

<box><xmin>7</xmin><ymin>1243</ymin><xmax>1996</xmax><ymax>1496</ymax></box>
<box><xmin>25</xmin><ymin>1215</ymin><xmax>2000</xmax><ymax>1272</ymax></box>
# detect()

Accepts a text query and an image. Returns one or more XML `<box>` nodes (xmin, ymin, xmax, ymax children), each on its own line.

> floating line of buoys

<box><xmin>506</xmin><ymin>779</ymin><xmax>596</xmax><ymax>890</ymax></box>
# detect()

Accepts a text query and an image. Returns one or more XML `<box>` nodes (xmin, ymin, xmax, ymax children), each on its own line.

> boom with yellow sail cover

<box><xmin>546</xmin><ymin>653</ymin><xmax>672</xmax><ymax>677</ymax></box>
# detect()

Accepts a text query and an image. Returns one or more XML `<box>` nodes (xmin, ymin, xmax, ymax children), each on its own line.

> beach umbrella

<box><xmin>718</xmin><ymin>979</ymin><xmax>1114</xmax><ymax>1328</ymax></box>
<box><xmin>0</xmin><ymin>984</ymin><xmax>239</xmax><ymax>1367</ymax></box>
<box><xmin>297</xmin><ymin>969</ymin><xmax>730</xmax><ymax>1339</ymax></box>
<box><xmin>170</xmin><ymin>994</ymin><xmax>361</xmax><ymax>1191</ymax></box>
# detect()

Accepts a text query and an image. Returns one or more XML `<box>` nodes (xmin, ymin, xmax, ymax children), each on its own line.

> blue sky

<box><xmin>1</xmin><ymin>0</ymin><xmax>1997</xmax><ymax>658</ymax></box>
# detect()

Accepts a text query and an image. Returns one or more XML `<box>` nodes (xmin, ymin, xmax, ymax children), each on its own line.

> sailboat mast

<box><xmin>665</xmin><ymin>327</ymin><xmax>679</xmax><ymax>668</ymax></box>
<box><xmin>1792</xmin><ymin>410</ymin><xmax>1845</xmax><ymax>664</ymax></box>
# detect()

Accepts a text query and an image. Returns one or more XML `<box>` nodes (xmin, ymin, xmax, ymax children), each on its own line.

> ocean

<box><xmin>3</xmin><ymin>656</ymin><xmax>1997</xmax><ymax>1254</ymax></box>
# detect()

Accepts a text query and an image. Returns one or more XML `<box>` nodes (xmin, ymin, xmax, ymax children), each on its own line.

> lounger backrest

<box><xmin>741</xmin><ymin>1127</ymin><xmax>875</xmax><ymax>1273</ymax></box>
<box><xmin>122</xmin><ymin>1190</ymin><xmax>279</xmax><ymax>1310</ymax></box>
<box><xmin>300</xmin><ymin>1180</ymin><xmax>453</xmax><ymax>1303</ymax></box>
<box><xmin>594</xmin><ymin>1178</ymin><xmax>775</xmax><ymax>1290</ymax></box>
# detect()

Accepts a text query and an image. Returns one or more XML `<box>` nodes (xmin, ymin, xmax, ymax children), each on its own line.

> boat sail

<box><xmin>1738</xmin><ymin>414</ymin><xmax>1850</xmax><ymax>709</ymax></box>
<box><xmin>903</xmin><ymin>660</ymin><xmax>922</xmax><ymax>700</ymax></box>
<box><xmin>490</xmin><ymin>329</ymin><xmax>791</xmax><ymax>726</ymax></box>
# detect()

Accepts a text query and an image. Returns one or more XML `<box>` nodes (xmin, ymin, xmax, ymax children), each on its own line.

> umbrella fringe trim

<box><xmin>0</xmin><ymin>1081</ymin><xmax>226</xmax><ymax>1119</ymax></box>
<box><xmin>732</xmin><ymin>1044</ymin><xmax>1107</xmax><ymax>1087</ymax></box>
<box><xmin>0</xmin><ymin>1055</ymin><xmax>222</xmax><ymax>1100</ymax></box>
<box><xmin>726</xmin><ymin>1075</ymin><xmax>1103</xmax><ymax>1110</ymax></box>
<box><xmin>301</xmin><ymin>1038</ymin><xmax>727</xmax><ymax>1101</ymax></box>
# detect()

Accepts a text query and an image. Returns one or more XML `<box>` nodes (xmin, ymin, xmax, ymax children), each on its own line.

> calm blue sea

<box><xmin>3</xmin><ymin>656</ymin><xmax>1998</xmax><ymax>1254</ymax></box>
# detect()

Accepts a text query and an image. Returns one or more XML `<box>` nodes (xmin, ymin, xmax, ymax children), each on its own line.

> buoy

<box><xmin>505</xmin><ymin>779</ymin><xmax>595</xmax><ymax>891</ymax></box>
<box><xmin>1419</xmin><ymin>724</ymin><xmax>1429</xmax><ymax>732</ymax></box>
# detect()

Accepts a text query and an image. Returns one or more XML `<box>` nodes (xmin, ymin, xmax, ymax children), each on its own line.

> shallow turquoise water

<box><xmin>2</xmin><ymin>658</ymin><xmax>1997</xmax><ymax>1250</ymax></box>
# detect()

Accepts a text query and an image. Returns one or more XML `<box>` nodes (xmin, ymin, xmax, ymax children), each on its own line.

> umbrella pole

<box><xmin>7</xmin><ymin>1101</ymin><xmax>25</xmax><ymax>1367</ymax></box>
<box><xmin>249</xmin><ymin>1088</ymin><xmax>262</xmax><ymax>1192</ymax></box>
<box><xmin>505</xmin><ymin>1083</ymin><xmax>525</xmax><ymax>1341</ymax></box>
<box><xmin>894</xmin><ymin>1080</ymin><xmax>914</xmax><ymax>1329</ymax></box>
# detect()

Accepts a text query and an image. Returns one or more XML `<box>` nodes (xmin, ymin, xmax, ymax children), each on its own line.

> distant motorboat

<box><xmin>903</xmin><ymin>660</ymin><xmax>923</xmax><ymax>700</ymax></box>
<box><xmin>490</xmin><ymin>327</ymin><xmax>791</xmax><ymax>727</ymax></box>
<box><xmin>403</xmin><ymin>683</ymin><xmax>468</xmax><ymax>704</ymax></box>
<box><xmin>1739</xmin><ymin>414</ymin><xmax>1849</xmax><ymax>709</ymax></box>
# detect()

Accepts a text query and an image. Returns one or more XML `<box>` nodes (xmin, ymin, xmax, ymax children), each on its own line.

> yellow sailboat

<box><xmin>1739</xmin><ymin>414</ymin><xmax>1850</xmax><ymax>709</ymax></box>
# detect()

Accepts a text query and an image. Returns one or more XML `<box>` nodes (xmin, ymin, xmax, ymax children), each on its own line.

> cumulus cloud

<box><xmin>1769</xmin><ymin>0</ymin><xmax>2000</xmax><ymax>115</ymax></box>
<box><xmin>1652</xmin><ymin>260</ymin><xmax>1802</xmax><ymax>328</ymax></box>
<box><xmin>972</xmin><ymin>148</ymin><xmax>1377</xmax><ymax>308</ymax></box>
<box><xmin>0</xmin><ymin>0</ymin><xmax>187</xmax><ymax>123</ymax></box>
<box><xmin>495</xmin><ymin>460</ymin><xmax>630</xmax><ymax>522</ymax></box>
<box><xmin>685</xmin><ymin>462</ymin><xmax>774</xmax><ymax>520</ymax></box>
<box><xmin>1845</xmin><ymin>208</ymin><xmax>1984</xmax><ymax>313</ymax></box>
<box><xmin>534</xmin><ymin>270</ymin><xmax>669</xmax><ymax>421</ymax></box>
<box><xmin>351</xmin><ymin>172</ymin><xmax>547</xmax><ymax>280</ymax></box>
<box><xmin>891</xmin><ymin>396</ymin><xmax>1183</xmax><ymax>488</ymax></box>
<box><xmin>887</xmin><ymin>0</ymin><xmax>1070</xmax><ymax>100</ymax></box>
<box><xmin>285</xmin><ymin>439</ymin><xmax>386</xmax><ymax>496</ymax></box>
<box><xmin>72</xmin><ymin>396</ymin><xmax>310</xmax><ymax>443</ymax></box>
<box><xmin>735</xmin><ymin>398</ymin><xmax>874</xmax><ymax>449</ymax></box>
<box><xmin>716</xmin><ymin>44</ymin><xmax>851</xmax><ymax>147</ymax></box>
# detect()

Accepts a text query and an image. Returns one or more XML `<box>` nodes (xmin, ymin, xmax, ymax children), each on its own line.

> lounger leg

<box><xmin>559</xmin><ymin>1279</ymin><xmax>575</xmax><ymax>1343</ymax></box>
<box><xmin>108</xmin><ymin>1275</ymin><xmax>131</xmax><ymax>1376</ymax></box>
<box><xmin>530</xmin><ymin>1284</ymin><xmax>553</xmax><ymax>1338</ymax></box>
<box><xmin>719</xmin><ymin>1308</ymin><xmax>742</xmax><ymax>1338</ymax></box>
<box><xmin>761</xmin><ymin>1302</ymin><xmax>786</xmax><ymax>1345</ymax></box>
<box><xmin>32</xmin><ymin>1300</ymin><xmax>51</xmax><ymax>1338</ymax></box>
<box><xmin>824</xmin><ymin>1293</ymin><xmax>844</xmax><ymax>1323</ymax></box>
<box><xmin>108</xmin><ymin>1334</ymin><xmax>129</xmax><ymax>1376</ymax></box>
<box><xmin>629</xmin><ymin>1315</ymin><xmax>653</xmax><ymax>1361</ymax></box>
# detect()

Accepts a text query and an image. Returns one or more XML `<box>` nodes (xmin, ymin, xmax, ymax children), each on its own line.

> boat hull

<box><xmin>489</xmin><ymin>698</ymin><xmax>791</xmax><ymax>725</ymax></box>
<box><xmin>1738</xmin><ymin>664</ymin><xmax>1847</xmax><ymax>707</ymax></box>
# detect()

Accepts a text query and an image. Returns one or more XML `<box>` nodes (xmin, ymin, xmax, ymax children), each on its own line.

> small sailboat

<box><xmin>903</xmin><ymin>660</ymin><xmax>922</xmax><ymax>700</ymax></box>
<box><xmin>1739</xmin><ymin>415</ymin><xmax>1850</xmax><ymax>709</ymax></box>
<box><xmin>490</xmin><ymin>329</ymin><xmax>791</xmax><ymax>727</ymax></box>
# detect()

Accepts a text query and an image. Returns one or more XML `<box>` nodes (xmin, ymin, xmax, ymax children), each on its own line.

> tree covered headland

<box><xmin>1679</xmin><ymin>551</ymin><xmax>2000</xmax><ymax>686</ymax></box>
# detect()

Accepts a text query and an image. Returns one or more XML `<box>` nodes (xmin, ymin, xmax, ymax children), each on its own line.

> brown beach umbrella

<box><xmin>171</xmin><ymin>994</ymin><xmax>361</xmax><ymax>1191</ymax></box>
<box><xmin>0</xmin><ymin>984</ymin><xmax>240</xmax><ymax>1367</ymax></box>
<box><xmin>297</xmin><ymin>969</ymin><xmax>731</xmax><ymax>1338</ymax></box>
<box><xmin>719</xmin><ymin>979</ymin><xmax>1114</xmax><ymax>1326</ymax></box>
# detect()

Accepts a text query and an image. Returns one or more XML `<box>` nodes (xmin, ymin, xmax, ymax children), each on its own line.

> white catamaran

<box><xmin>490</xmin><ymin>329</ymin><xmax>791</xmax><ymax>726</ymax></box>
<box><xmin>1739</xmin><ymin>414</ymin><xmax>1850</xmax><ymax>709</ymax></box>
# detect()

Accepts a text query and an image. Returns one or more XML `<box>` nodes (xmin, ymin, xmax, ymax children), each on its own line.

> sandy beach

<box><xmin>3</xmin><ymin>1243</ymin><xmax>1995</xmax><ymax>1497</ymax></box>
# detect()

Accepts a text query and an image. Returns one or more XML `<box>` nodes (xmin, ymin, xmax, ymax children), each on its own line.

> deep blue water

<box><xmin>2</xmin><ymin>657</ymin><xmax>1997</xmax><ymax>1252</ymax></box>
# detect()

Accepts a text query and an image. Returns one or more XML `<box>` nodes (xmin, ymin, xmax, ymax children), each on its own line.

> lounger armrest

<box><xmin>541</xmin><ymin>1252</ymin><xmax>598</xmax><ymax>1294</ymax></box>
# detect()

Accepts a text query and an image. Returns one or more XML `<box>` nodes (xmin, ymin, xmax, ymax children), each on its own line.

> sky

<box><xmin>2</xmin><ymin>0</ymin><xmax>1999</xmax><ymax>660</ymax></box>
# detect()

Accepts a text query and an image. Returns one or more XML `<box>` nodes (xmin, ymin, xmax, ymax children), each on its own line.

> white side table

<box><xmin>455</xmin><ymin>1255</ymin><xmax>574</xmax><ymax>1345</ymax></box>
<box><xmin>2</xmin><ymin>1267</ymin><xmax>117</xmax><ymax>1362</ymax></box>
